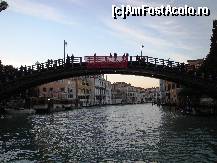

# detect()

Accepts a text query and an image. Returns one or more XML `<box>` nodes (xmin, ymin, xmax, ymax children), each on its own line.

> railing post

<box><xmin>154</xmin><ymin>58</ymin><xmax>157</xmax><ymax>65</ymax></box>
<box><xmin>146</xmin><ymin>56</ymin><xmax>149</xmax><ymax>63</ymax></box>
<box><xmin>162</xmin><ymin>59</ymin><xmax>165</xmax><ymax>66</ymax></box>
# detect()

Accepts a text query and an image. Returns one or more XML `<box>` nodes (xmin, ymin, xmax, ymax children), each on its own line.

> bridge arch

<box><xmin>1</xmin><ymin>55</ymin><xmax>217</xmax><ymax>99</ymax></box>
<box><xmin>0</xmin><ymin>60</ymin><xmax>216</xmax><ymax>99</ymax></box>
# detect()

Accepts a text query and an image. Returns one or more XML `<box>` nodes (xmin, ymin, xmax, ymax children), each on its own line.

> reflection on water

<box><xmin>0</xmin><ymin>104</ymin><xmax>217</xmax><ymax>162</ymax></box>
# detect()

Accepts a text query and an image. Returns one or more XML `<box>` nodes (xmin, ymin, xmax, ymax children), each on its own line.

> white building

<box><xmin>139</xmin><ymin>87</ymin><xmax>160</xmax><ymax>103</ymax></box>
<box><xmin>126</xmin><ymin>86</ymin><xmax>137</xmax><ymax>104</ymax></box>
<box><xmin>135</xmin><ymin>87</ymin><xmax>146</xmax><ymax>104</ymax></box>
<box><xmin>105</xmin><ymin>80</ymin><xmax>112</xmax><ymax>105</ymax></box>
<box><xmin>88</xmin><ymin>75</ymin><xmax>106</xmax><ymax>105</ymax></box>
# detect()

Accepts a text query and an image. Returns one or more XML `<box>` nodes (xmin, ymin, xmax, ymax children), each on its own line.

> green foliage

<box><xmin>179</xmin><ymin>87</ymin><xmax>201</xmax><ymax>97</ymax></box>
<box><xmin>203</xmin><ymin>20</ymin><xmax>217</xmax><ymax>75</ymax></box>
<box><xmin>0</xmin><ymin>1</ymin><xmax>8</xmax><ymax>12</ymax></box>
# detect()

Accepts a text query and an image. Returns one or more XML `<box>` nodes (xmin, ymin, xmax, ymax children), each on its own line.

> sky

<box><xmin>0</xmin><ymin>0</ymin><xmax>216</xmax><ymax>88</ymax></box>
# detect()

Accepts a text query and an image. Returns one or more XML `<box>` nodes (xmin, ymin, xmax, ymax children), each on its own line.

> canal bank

<box><xmin>0</xmin><ymin>96</ymin><xmax>155</xmax><ymax>115</ymax></box>
<box><xmin>156</xmin><ymin>101</ymin><xmax>217</xmax><ymax>116</ymax></box>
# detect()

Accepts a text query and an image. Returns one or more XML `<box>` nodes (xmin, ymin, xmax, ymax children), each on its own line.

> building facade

<box><xmin>159</xmin><ymin>59</ymin><xmax>204</xmax><ymax>106</ymax></box>
<box><xmin>126</xmin><ymin>85</ymin><xmax>137</xmax><ymax>104</ymax></box>
<box><xmin>105</xmin><ymin>80</ymin><xmax>112</xmax><ymax>105</ymax></box>
<box><xmin>111</xmin><ymin>82</ymin><xmax>127</xmax><ymax>104</ymax></box>
<box><xmin>75</xmin><ymin>77</ymin><xmax>92</xmax><ymax>107</ymax></box>
<box><xmin>36</xmin><ymin>76</ymin><xmax>160</xmax><ymax>107</ymax></box>
<box><xmin>37</xmin><ymin>79</ymin><xmax>76</xmax><ymax>100</ymax></box>
<box><xmin>91</xmin><ymin>75</ymin><xmax>106</xmax><ymax>105</ymax></box>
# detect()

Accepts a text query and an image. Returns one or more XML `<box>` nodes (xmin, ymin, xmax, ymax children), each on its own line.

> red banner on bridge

<box><xmin>84</xmin><ymin>56</ymin><xmax>128</xmax><ymax>69</ymax></box>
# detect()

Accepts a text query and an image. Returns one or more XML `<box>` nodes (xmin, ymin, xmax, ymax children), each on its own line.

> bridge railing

<box><xmin>1</xmin><ymin>54</ymin><xmax>217</xmax><ymax>87</ymax></box>
<box><xmin>0</xmin><ymin>56</ymin><xmax>83</xmax><ymax>84</ymax></box>
<box><xmin>130</xmin><ymin>56</ymin><xmax>186</xmax><ymax>68</ymax></box>
<box><xmin>20</xmin><ymin>56</ymin><xmax>83</xmax><ymax>72</ymax></box>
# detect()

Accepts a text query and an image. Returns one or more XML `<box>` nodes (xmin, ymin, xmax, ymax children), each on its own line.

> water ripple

<box><xmin>0</xmin><ymin>104</ymin><xmax>217</xmax><ymax>162</ymax></box>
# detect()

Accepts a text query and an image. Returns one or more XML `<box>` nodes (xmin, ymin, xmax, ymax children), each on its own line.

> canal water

<box><xmin>0</xmin><ymin>104</ymin><xmax>217</xmax><ymax>162</ymax></box>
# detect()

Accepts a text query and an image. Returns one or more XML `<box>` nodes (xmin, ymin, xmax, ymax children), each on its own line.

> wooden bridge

<box><xmin>0</xmin><ymin>54</ymin><xmax>216</xmax><ymax>99</ymax></box>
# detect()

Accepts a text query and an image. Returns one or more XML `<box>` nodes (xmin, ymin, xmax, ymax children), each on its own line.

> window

<box><xmin>69</xmin><ymin>89</ymin><xmax>73</xmax><ymax>93</ymax></box>
<box><xmin>49</xmin><ymin>88</ymin><xmax>53</xmax><ymax>91</ymax></box>
<box><xmin>43</xmin><ymin>87</ymin><xmax>47</xmax><ymax>92</ymax></box>
<box><xmin>69</xmin><ymin>94</ymin><xmax>73</xmax><ymax>98</ymax></box>
<box><xmin>167</xmin><ymin>84</ymin><xmax>171</xmax><ymax>91</ymax></box>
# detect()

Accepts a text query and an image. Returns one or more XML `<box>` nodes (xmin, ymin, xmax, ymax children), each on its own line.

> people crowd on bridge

<box><xmin>0</xmin><ymin>55</ymin><xmax>80</xmax><ymax>84</ymax></box>
<box><xmin>0</xmin><ymin>53</ymin><xmax>216</xmax><ymax>86</ymax></box>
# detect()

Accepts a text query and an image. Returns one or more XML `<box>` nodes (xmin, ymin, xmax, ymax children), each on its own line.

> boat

<box><xmin>5</xmin><ymin>108</ymin><xmax>36</xmax><ymax>115</ymax></box>
<box><xmin>31</xmin><ymin>97</ymin><xmax>80</xmax><ymax>113</ymax></box>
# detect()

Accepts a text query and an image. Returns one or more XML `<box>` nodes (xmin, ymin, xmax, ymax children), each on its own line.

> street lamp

<box><xmin>64</xmin><ymin>40</ymin><xmax>67</xmax><ymax>63</ymax></box>
<box><xmin>141</xmin><ymin>45</ymin><xmax>144</xmax><ymax>56</ymax></box>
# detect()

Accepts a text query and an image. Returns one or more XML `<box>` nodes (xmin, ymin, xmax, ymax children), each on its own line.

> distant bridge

<box><xmin>0</xmin><ymin>55</ymin><xmax>217</xmax><ymax>99</ymax></box>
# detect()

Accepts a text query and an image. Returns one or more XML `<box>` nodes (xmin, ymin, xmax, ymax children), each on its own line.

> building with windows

<box><xmin>126</xmin><ymin>85</ymin><xmax>137</xmax><ymax>104</ymax></box>
<box><xmin>37</xmin><ymin>79</ymin><xmax>76</xmax><ymax>100</ymax></box>
<box><xmin>105</xmin><ymin>80</ymin><xmax>112</xmax><ymax>105</ymax></box>
<box><xmin>75</xmin><ymin>76</ymin><xmax>91</xmax><ymax>107</ymax></box>
<box><xmin>159</xmin><ymin>59</ymin><xmax>204</xmax><ymax>106</ymax></box>
<box><xmin>111</xmin><ymin>82</ymin><xmax>128</xmax><ymax>104</ymax></box>
<box><xmin>159</xmin><ymin>80</ymin><xmax>182</xmax><ymax>105</ymax></box>
<box><xmin>36</xmin><ymin>75</ymin><xmax>161</xmax><ymax>107</ymax></box>
<box><xmin>142</xmin><ymin>87</ymin><xmax>160</xmax><ymax>103</ymax></box>
<box><xmin>187</xmin><ymin>59</ymin><xmax>204</xmax><ymax>71</ymax></box>
<box><xmin>94</xmin><ymin>75</ymin><xmax>106</xmax><ymax>105</ymax></box>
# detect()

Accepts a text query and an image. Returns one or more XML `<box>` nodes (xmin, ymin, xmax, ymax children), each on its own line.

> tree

<box><xmin>0</xmin><ymin>1</ymin><xmax>8</xmax><ymax>12</ymax></box>
<box><xmin>203</xmin><ymin>20</ymin><xmax>217</xmax><ymax>76</ymax></box>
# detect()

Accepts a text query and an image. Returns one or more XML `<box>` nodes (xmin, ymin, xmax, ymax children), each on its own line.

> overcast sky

<box><xmin>0</xmin><ymin>0</ymin><xmax>216</xmax><ymax>88</ymax></box>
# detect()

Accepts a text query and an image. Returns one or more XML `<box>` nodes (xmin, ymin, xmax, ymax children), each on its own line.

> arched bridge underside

<box><xmin>1</xmin><ymin>60</ymin><xmax>217</xmax><ymax>99</ymax></box>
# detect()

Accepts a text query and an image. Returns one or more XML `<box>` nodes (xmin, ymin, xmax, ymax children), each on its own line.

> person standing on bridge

<box><xmin>94</xmin><ymin>53</ymin><xmax>96</xmax><ymax>63</ymax></box>
<box><xmin>122</xmin><ymin>54</ymin><xmax>125</xmax><ymax>60</ymax></box>
<box><xmin>114</xmin><ymin>53</ymin><xmax>117</xmax><ymax>61</ymax></box>
<box><xmin>71</xmin><ymin>54</ymin><xmax>74</xmax><ymax>63</ymax></box>
<box><xmin>65</xmin><ymin>55</ymin><xmax>71</xmax><ymax>68</ymax></box>
<box><xmin>136</xmin><ymin>55</ymin><xmax>140</xmax><ymax>62</ymax></box>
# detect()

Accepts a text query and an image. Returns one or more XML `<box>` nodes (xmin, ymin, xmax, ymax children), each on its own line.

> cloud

<box><xmin>7</xmin><ymin>0</ymin><xmax>76</xmax><ymax>25</ymax></box>
<box><xmin>116</xmin><ymin>0</ymin><xmax>164</xmax><ymax>7</ymax></box>
<box><xmin>101</xmin><ymin>14</ymin><xmax>203</xmax><ymax>62</ymax></box>
<box><xmin>168</xmin><ymin>52</ymin><xmax>193</xmax><ymax>63</ymax></box>
<box><xmin>102</xmin><ymin>19</ymin><xmax>174</xmax><ymax>48</ymax></box>
<box><xmin>102</xmin><ymin>17</ymin><xmax>200</xmax><ymax>52</ymax></box>
<box><xmin>143</xmin><ymin>18</ymin><xmax>189</xmax><ymax>37</ymax></box>
<box><xmin>64</xmin><ymin>0</ymin><xmax>85</xmax><ymax>6</ymax></box>
<box><xmin>0</xmin><ymin>53</ymin><xmax>32</xmax><ymax>67</ymax></box>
